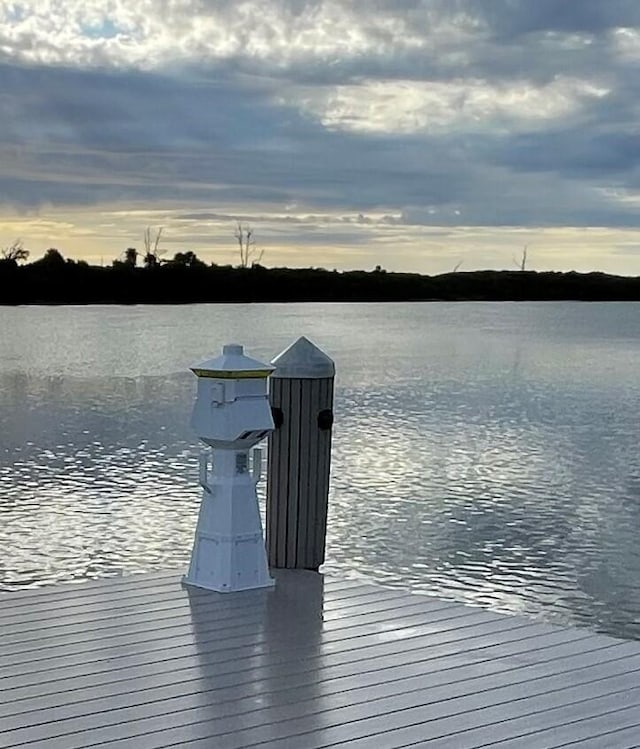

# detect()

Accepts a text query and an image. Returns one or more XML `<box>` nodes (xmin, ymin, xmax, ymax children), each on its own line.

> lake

<box><xmin>1</xmin><ymin>302</ymin><xmax>639</xmax><ymax>641</ymax></box>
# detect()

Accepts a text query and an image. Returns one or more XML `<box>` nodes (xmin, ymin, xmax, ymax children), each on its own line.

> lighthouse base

<box><xmin>182</xmin><ymin>530</ymin><xmax>275</xmax><ymax>593</ymax></box>
<box><xmin>183</xmin><ymin>449</ymin><xmax>274</xmax><ymax>593</ymax></box>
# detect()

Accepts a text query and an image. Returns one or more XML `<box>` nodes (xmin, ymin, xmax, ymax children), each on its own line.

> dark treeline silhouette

<box><xmin>1</xmin><ymin>248</ymin><xmax>640</xmax><ymax>304</ymax></box>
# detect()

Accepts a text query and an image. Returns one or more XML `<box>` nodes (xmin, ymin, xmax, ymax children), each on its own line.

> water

<box><xmin>1</xmin><ymin>302</ymin><xmax>639</xmax><ymax>640</ymax></box>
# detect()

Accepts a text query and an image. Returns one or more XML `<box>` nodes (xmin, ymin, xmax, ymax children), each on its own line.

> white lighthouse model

<box><xmin>183</xmin><ymin>343</ymin><xmax>275</xmax><ymax>592</ymax></box>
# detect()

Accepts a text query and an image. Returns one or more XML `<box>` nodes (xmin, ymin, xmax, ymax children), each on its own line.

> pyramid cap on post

<box><xmin>271</xmin><ymin>336</ymin><xmax>335</xmax><ymax>379</ymax></box>
<box><xmin>191</xmin><ymin>343</ymin><xmax>275</xmax><ymax>379</ymax></box>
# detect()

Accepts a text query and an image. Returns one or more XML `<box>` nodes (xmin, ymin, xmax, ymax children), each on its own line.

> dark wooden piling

<box><xmin>266</xmin><ymin>337</ymin><xmax>335</xmax><ymax>570</ymax></box>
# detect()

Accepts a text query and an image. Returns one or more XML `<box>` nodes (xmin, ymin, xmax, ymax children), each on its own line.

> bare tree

<box><xmin>143</xmin><ymin>227</ymin><xmax>164</xmax><ymax>268</ymax></box>
<box><xmin>2</xmin><ymin>239</ymin><xmax>29</xmax><ymax>263</ymax></box>
<box><xmin>234</xmin><ymin>222</ymin><xmax>264</xmax><ymax>268</ymax></box>
<box><xmin>513</xmin><ymin>245</ymin><xmax>528</xmax><ymax>271</ymax></box>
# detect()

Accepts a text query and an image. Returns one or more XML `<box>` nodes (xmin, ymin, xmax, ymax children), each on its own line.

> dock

<box><xmin>1</xmin><ymin>570</ymin><xmax>640</xmax><ymax>748</ymax></box>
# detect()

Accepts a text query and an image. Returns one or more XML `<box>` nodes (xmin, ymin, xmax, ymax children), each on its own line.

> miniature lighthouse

<box><xmin>184</xmin><ymin>343</ymin><xmax>275</xmax><ymax>592</ymax></box>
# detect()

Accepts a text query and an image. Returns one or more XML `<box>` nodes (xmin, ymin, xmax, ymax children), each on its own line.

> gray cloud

<box><xmin>0</xmin><ymin>0</ymin><xmax>639</xmax><ymax>258</ymax></box>
<box><xmin>470</xmin><ymin>0</ymin><xmax>640</xmax><ymax>36</ymax></box>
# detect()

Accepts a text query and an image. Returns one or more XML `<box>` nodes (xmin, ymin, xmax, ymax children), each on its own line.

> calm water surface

<box><xmin>1</xmin><ymin>302</ymin><xmax>639</xmax><ymax>640</ymax></box>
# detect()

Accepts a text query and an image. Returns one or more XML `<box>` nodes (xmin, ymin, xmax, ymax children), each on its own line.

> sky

<box><xmin>1</xmin><ymin>0</ymin><xmax>640</xmax><ymax>274</ymax></box>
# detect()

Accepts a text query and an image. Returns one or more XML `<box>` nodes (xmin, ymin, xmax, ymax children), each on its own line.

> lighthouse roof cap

<box><xmin>271</xmin><ymin>336</ymin><xmax>335</xmax><ymax>379</ymax></box>
<box><xmin>191</xmin><ymin>343</ymin><xmax>275</xmax><ymax>379</ymax></box>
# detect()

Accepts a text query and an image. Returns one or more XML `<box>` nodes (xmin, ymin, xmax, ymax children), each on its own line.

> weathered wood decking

<box><xmin>1</xmin><ymin>570</ymin><xmax>640</xmax><ymax>748</ymax></box>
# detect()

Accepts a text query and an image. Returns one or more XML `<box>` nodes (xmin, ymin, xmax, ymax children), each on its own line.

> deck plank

<box><xmin>478</xmin><ymin>703</ymin><xmax>640</xmax><ymax>748</ymax></box>
<box><xmin>0</xmin><ymin>570</ymin><xmax>179</xmax><ymax>605</ymax></box>
<box><xmin>551</xmin><ymin>718</ymin><xmax>640</xmax><ymax>749</ymax></box>
<box><xmin>7</xmin><ymin>646</ymin><xmax>640</xmax><ymax>747</ymax></box>
<box><xmin>1</xmin><ymin>601</ymin><xmax>490</xmax><ymax>680</ymax></box>
<box><xmin>1</xmin><ymin>570</ymin><xmax>638</xmax><ymax>749</ymax></box>
<box><xmin>0</xmin><ymin>597</ymin><xmax>515</xmax><ymax>682</ymax></box>
<box><xmin>0</xmin><ymin>586</ymin><xmax>414</xmax><ymax>653</ymax></box>
<box><xmin>4</xmin><ymin>641</ymin><xmax>634</xmax><ymax>733</ymax></box>
<box><xmin>0</xmin><ymin>624</ymin><xmax>589</xmax><ymax>718</ymax></box>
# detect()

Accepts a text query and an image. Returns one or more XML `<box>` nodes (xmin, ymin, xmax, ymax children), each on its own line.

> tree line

<box><xmin>2</xmin><ymin>247</ymin><xmax>640</xmax><ymax>304</ymax></box>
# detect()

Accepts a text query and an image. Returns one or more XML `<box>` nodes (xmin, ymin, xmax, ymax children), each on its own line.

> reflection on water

<box><xmin>0</xmin><ymin>373</ymin><xmax>198</xmax><ymax>587</ymax></box>
<box><xmin>1</xmin><ymin>303</ymin><xmax>639</xmax><ymax>641</ymax></box>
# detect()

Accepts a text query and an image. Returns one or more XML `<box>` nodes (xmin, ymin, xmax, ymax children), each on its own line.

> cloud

<box><xmin>286</xmin><ymin>76</ymin><xmax>609</xmax><ymax>135</ymax></box>
<box><xmin>470</xmin><ymin>0</ymin><xmax>640</xmax><ymax>36</ymax></box>
<box><xmin>0</xmin><ymin>1</ymin><xmax>639</xmax><ymax>271</ymax></box>
<box><xmin>494</xmin><ymin>130</ymin><xmax>640</xmax><ymax>178</ymax></box>
<box><xmin>0</xmin><ymin>1</ymin><xmax>468</xmax><ymax>72</ymax></box>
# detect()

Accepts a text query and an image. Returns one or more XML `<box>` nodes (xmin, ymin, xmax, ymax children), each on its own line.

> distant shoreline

<box><xmin>2</xmin><ymin>258</ymin><xmax>640</xmax><ymax>304</ymax></box>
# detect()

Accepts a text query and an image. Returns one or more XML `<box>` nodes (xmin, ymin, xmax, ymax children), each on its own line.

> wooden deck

<box><xmin>1</xmin><ymin>570</ymin><xmax>640</xmax><ymax>748</ymax></box>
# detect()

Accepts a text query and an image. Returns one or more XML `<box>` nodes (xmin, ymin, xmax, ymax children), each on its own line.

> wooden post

<box><xmin>266</xmin><ymin>337</ymin><xmax>335</xmax><ymax>570</ymax></box>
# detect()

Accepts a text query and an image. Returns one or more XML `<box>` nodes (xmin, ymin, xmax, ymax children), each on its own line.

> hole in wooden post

<box><xmin>317</xmin><ymin>409</ymin><xmax>333</xmax><ymax>431</ymax></box>
<box><xmin>271</xmin><ymin>406</ymin><xmax>284</xmax><ymax>428</ymax></box>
